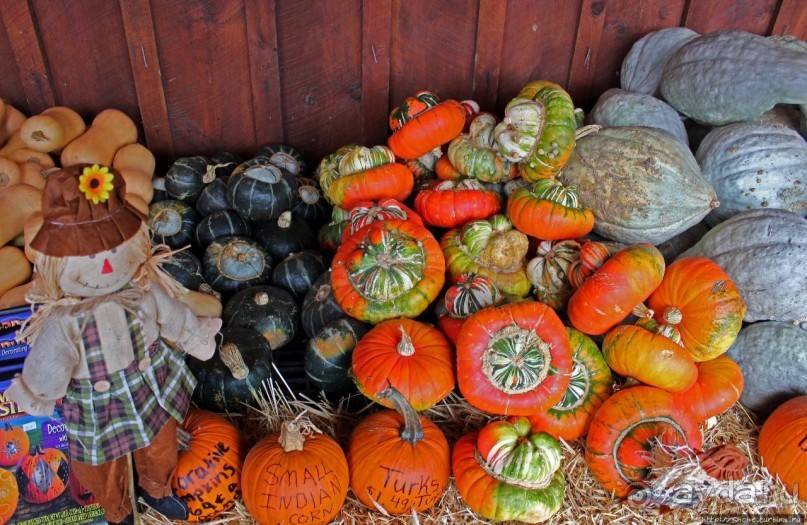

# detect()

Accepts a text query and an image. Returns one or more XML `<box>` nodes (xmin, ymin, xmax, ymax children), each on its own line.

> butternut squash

<box><xmin>0</xmin><ymin>246</ymin><xmax>32</xmax><ymax>297</ymax></box>
<box><xmin>0</xmin><ymin>105</ymin><xmax>26</xmax><ymax>145</ymax></box>
<box><xmin>18</xmin><ymin>162</ymin><xmax>46</xmax><ymax>190</ymax></box>
<box><xmin>0</xmin><ymin>157</ymin><xmax>22</xmax><ymax>190</ymax></box>
<box><xmin>119</xmin><ymin>167</ymin><xmax>154</xmax><ymax>203</ymax></box>
<box><xmin>23</xmin><ymin>212</ymin><xmax>43</xmax><ymax>263</ymax></box>
<box><xmin>0</xmin><ymin>184</ymin><xmax>42</xmax><ymax>246</ymax></box>
<box><xmin>126</xmin><ymin>193</ymin><xmax>149</xmax><ymax>216</ymax></box>
<box><xmin>113</xmin><ymin>143</ymin><xmax>155</xmax><ymax>177</ymax></box>
<box><xmin>20</xmin><ymin>106</ymin><xmax>86</xmax><ymax>153</ymax></box>
<box><xmin>60</xmin><ymin>108</ymin><xmax>138</xmax><ymax>167</ymax></box>
<box><xmin>8</xmin><ymin>148</ymin><xmax>55</xmax><ymax>169</ymax></box>
<box><xmin>0</xmin><ymin>99</ymin><xmax>6</xmax><ymax>124</ymax></box>
<box><xmin>0</xmin><ymin>280</ymin><xmax>33</xmax><ymax>309</ymax></box>
<box><xmin>0</xmin><ymin>132</ymin><xmax>26</xmax><ymax>157</ymax></box>
<box><xmin>179</xmin><ymin>289</ymin><xmax>223</xmax><ymax>317</ymax></box>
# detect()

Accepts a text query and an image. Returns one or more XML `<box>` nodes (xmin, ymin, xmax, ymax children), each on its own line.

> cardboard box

<box><xmin>0</xmin><ymin>307</ymin><xmax>33</xmax><ymax>365</ymax></box>
<box><xmin>0</xmin><ymin>375</ymin><xmax>107</xmax><ymax>525</ymax></box>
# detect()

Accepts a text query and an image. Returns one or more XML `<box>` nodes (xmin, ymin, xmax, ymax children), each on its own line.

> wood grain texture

<box><xmin>390</xmin><ymin>0</ymin><xmax>477</xmax><ymax>106</ymax></box>
<box><xmin>276</xmin><ymin>0</ymin><xmax>363</xmax><ymax>165</ymax></box>
<box><xmin>32</xmin><ymin>0</ymin><xmax>137</xmax><ymax>123</ymax></box>
<box><xmin>0</xmin><ymin>13</ymin><xmax>27</xmax><ymax>112</ymax></box>
<box><xmin>772</xmin><ymin>0</ymin><xmax>807</xmax><ymax>39</ymax></box>
<box><xmin>152</xmin><ymin>0</ymin><xmax>255</xmax><ymax>157</ymax></box>
<box><xmin>119</xmin><ymin>0</ymin><xmax>174</xmax><ymax>160</ymax></box>
<box><xmin>0</xmin><ymin>0</ymin><xmax>54</xmax><ymax>113</ymax></box>
<box><xmin>499</xmin><ymin>0</ymin><xmax>583</xmax><ymax>112</ymax></box>
<box><xmin>245</xmin><ymin>0</ymin><xmax>284</xmax><ymax>147</ymax></box>
<box><xmin>361</xmin><ymin>0</ymin><xmax>392</xmax><ymax>148</ymax></box>
<box><xmin>472</xmin><ymin>0</ymin><xmax>507</xmax><ymax>110</ymax></box>
<box><xmin>569</xmin><ymin>0</ymin><xmax>687</xmax><ymax>110</ymax></box>
<box><xmin>683</xmin><ymin>0</ymin><xmax>779</xmax><ymax>35</ymax></box>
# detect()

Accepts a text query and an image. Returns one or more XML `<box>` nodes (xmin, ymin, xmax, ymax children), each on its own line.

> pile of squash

<box><xmin>0</xmin><ymin>26</ymin><xmax>805</xmax><ymax>525</ymax></box>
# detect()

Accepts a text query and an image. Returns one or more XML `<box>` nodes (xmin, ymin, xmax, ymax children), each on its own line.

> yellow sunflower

<box><xmin>78</xmin><ymin>164</ymin><xmax>115</xmax><ymax>204</ymax></box>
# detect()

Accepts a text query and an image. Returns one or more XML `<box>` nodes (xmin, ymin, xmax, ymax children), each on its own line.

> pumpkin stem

<box><xmin>378</xmin><ymin>386</ymin><xmax>424</xmax><ymax>445</ymax></box>
<box><xmin>574</xmin><ymin>124</ymin><xmax>601</xmax><ymax>140</ymax></box>
<box><xmin>30</xmin><ymin>130</ymin><xmax>49</xmax><ymax>142</ymax></box>
<box><xmin>176</xmin><ymin>427</ymin><xmax>192</xmax><ymax>452</ymax></box>
<box><xmin>632</xmin><ymin>303</ymin><xmax>654</xmax><ymax>319</ymax></box>
<box><xmin>299</xmin><ymin>184</ymin><xmax>321</xmax><ymax>205</ymax></box>
<box><xmin>253</xmin><ymin>291</ymin><xmax>269</xmax><ymax>306</ymax></box>
<box><xmin>279</xmin><ymin>420</ymin><xmax>306</xmax><ymax>452</ymax></box>
<box><xmin>219</xmin><ymin>343</ymin><xmax>250</xmax><ymax>380</ymax></box>
<box><xmin>397</xmin><ymin>325</ymin><xmax>415</xmax><ymax>356</ymax></box>
<box><xmin>663</xmin><ymin>307</ymin><xmax>682</xmax><ymax>326</ymax></box>
<box><xmin>278</xmin><ymin>211</ymin><xmax>292</xmax><ymax>229</ymax></box>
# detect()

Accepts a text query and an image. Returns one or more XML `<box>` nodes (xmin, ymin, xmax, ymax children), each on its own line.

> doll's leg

<box><xmin>70</xmin><ymin>455</ymin><xmax>132</xmax><ymax>523</ymax></box>
<box><xmin>133</xmin><ymin>417</ymin><xmax>189</xmax><ymax>520</ymax></box>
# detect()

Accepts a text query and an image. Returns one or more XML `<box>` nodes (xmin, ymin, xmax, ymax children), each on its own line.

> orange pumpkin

<box><xmin>0</xmin><ymin>423</ymin><xmax>29</xmax><ymax>467</ymax></box>
<box><xmin>673</xmin><ymin>355</ymin><xmax>744</xmax><ymax>422</ymax></box>
<box><xmin>172</xmin><ymin>409</ymin><xmax>247</xmax><ymax>522</ymax></box>
<box><xmin>0</xmin><ymin>467</ymin><xmax>18</xmax><ymax>524</ymax></box>
<box><xmin>567</xmin><ymin>243</ymin><xmax>665</xmax><ymax>335</ymax></box>
<box><xmin>758</xmin><ymin>396</ymin><xmax>807</xmax><ymax>501</ymax></box>
<box><xmin>507</xmin><ymin>179</ymin><xmax>594</xmax><ymax>241</ymax></box>
<box><xmin>436</xmin><ymin>314</ymin><xmax>465</xmax><ymax>346</ymax></box>
<box><xmin>347</xmin><ymin>387</ymin><xmax>450</xmax><ymax>514</ymax></box>
<box><xmin>242</xmin><ymin>420</ymin><xmax>349</xmax><ymax>525</ymax></box>
<box><xmin>388</xmin><ymin>94</ymin><xmax>466</xmax><ymax>160</ymax></box>
<box><xmin>647</xmin><ymin>256</ymin><xmax>746</xmax><ymax>362</ymax></box>
<box><xmin>351</xmin><ymin>318</ymin><xmax>455</xmax><ymax>411</ymax></box>
<box><xmin>603</xmin><ymin>324</ymin><xmax>698</xmax><ymax>393</ymax></box>
<box><xmin>434</xmin><ymin>156</ymin><xmax>463</xmax><ymax>181</ymax></box>
<box><xmin>15</xmin><ymin>445</ymin><xmax>68</xmax><ymax>504</ymax></box>
<box><xmin>586</xmin><ymin>386</ymin><xmax>702</xmax><ymax>498</ymax></box>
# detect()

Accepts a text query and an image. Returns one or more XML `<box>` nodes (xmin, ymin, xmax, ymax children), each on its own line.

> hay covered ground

<box><xmin>142</xmin><ymin>375</ymin><xmax>806</xmax><ymax>525</ymax></box>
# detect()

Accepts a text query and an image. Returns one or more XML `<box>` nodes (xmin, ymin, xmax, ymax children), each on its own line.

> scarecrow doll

<box><xmin>6</xmin><ymin>164</ymin><xmax>222</xmax><ymax>524</ymax></box>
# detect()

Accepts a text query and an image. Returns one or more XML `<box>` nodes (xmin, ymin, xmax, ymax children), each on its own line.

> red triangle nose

<box><xmin>101</xmin><ymin>258</ymin><xmax>114</xmax><ymax>274</ymax></box>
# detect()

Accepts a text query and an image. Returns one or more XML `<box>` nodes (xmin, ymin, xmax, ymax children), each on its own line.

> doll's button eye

<box><xmin>111</xmin><ymin>248</ymin><xmax>117</xmax><ymax>254</ymax></box>
<box><xmin>88</xmin><ymin>254</ymin><xmax>95</xmax><ymax>259</ymax></box>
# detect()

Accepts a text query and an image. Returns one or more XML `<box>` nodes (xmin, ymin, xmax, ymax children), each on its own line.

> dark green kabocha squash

<box><xmin>148</xmin><ymin>200</ymin><xmax>199</xmax><ymax>249</ymax></box>
<box><xmin>161</xmin><ymin>250</ymin><xmax>203</xmax><ymax>291</ymax></box>
<box><xmin>223</xmin><ymin>285</ymin><xmax>300</xmax><ymax>351</ymax></box>
<box><xmin>165</xmin><ymin>155</ymin><xmax>216</xmax><ymax>203</ymax></box>
<box><xmin>304</xmin><ymin>317</ymin><xmax>369</xmax><ymax>394</ymax></box>
<box><xmin>188</xmin><ymin>326</ymin><xmax>273</xmax><ymax>413</ymax></box>
<box><xmin>271</xmin><ymin>249</ymin><xmax>327</xmax><ymax>302</ymax></box>
<box><xmin>195</xmin><ymin>209</ymin><xmax>251</xmax><ymax>248</ymax></box>
<box><xmin>151</xmin><ymin>177</ymin><xmax>168</xmax><ymax>203</ymax></box>
<box><xmin>195</xmin><ymin>177</ymin><xmax>232</xmax><ymax>216</ymax></box>
<box><xmin>227</xmin><ymin>158</ymin><xmax>299</xmax><ymax>221</ymax></box>
<box><xmin>291</xmin><ymin>177</ymin><xmax>331</xmax><ymax>229</ymax></box>
<box><xmin>253</xmin><ymin>211</ymin><xmax>317</xmax><ymax>263</ymax></box>
<box><xmin>301</xmin><ymin>270</ymin><xmax>346</xmax><ymax>339</ymax></box>
<box><xmin>208</xmin><ymin>152</ymin><xmax>244</xmax><ymax>178</ymax></box>
<box><xmin>202</xmin><ymin>236</ymin><xmax>273</xmax><ymax>296</ymax></box>
<box><xmin>255</xmin><ymin>143</ymin><xmax>308</xmax><ymax>176</ymax></box>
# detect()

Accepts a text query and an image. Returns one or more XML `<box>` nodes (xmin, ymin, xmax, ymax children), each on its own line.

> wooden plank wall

<box><xmin>0</xmin><ymin>0</ymin><xmax>803</xmax><ymax>167</ymax></box>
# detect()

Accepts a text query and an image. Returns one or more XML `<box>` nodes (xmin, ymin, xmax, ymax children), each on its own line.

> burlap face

<box><xmin>30</xmin><ymin>164</ymin><xmax>146</xmax><ymax>257</ymax></box>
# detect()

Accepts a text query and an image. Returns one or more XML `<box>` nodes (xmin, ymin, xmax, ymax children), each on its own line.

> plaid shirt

<box><xmin>63</xmin><ymin>311</ymin><xmax>196</xmax><ymax>465</ymax></box>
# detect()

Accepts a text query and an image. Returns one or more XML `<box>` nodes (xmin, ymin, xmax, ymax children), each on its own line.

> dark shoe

<box><xmin>140</xmin><ymin>491</ymin><xmax>190</xmax><ymax>520</ymax></box>
<box><xmin>109</xmin><ymin>515</ymin><xmax>134</xmax><ymax>525</ymax></box>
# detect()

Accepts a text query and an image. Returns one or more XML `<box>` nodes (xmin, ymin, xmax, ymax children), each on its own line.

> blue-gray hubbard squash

<box><xmin>620</xmin><ymin>27</ymin><xmax>699</xmax><ymax>96</ymax></box>
<box><xmin>588</xmin><ymin>88</ymin><xmax>688</xmax><ymax>145</ymax></box>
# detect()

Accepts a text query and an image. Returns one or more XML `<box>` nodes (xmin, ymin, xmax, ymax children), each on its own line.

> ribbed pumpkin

<box><xmin>567</xmin><ymin>240</ymin><xmax>623</xmax><ymax>289</ymax></box>
<box><xmin>317</xmin><ymin>206</ymin><xmax>351</xmax><ymax>253</ymax></box>
<box><xmin>223</xmin><ymin>286</ymin><xmax>299</xmax><ymax>350</ymax></box>
<box><xmin>696</xmin><ymin>122</ymin><xmax>807</xmax><ymax>225</ymax></box>
<box><xmin>341</xmin><ymin>198</ymin><xmax>423</xmax><ymax>241</ymax></box>
<box><xmin>347</xmin><ymin>387</ymin><xmax>450</xmax><ymax>514</ymax></box>
<box><xmin>567</xmin><ymin>243</ymin><xmax>665</xmax><ymax>336</ymax></box>
<box><xmin>620</xmin><ymin>27</ymin><xmax>699</xmax><ymax>96</ymax></box>
<box><xmin>415</xmin><ymin>178</ymin><xmax>501</xmax><ymax>228</ymax></box>
<box><xmin>494</xmin><ymin>80</ymin><xmax>578</xmax><ymax>181</ymax></box>
<box><xmin>558</xmin><ymin>127</ymin><xmax>718</xmax><ymax>244</ymax></box>
<box><xmin>195</xmin><ymin>177</ymin><xmax>232</xmax><ymax>216</ymax></box>
<box><xmin>757</xmin><ymin>396</ymin><xmax>807</xmax><ymax>501</ymax></box>
<box><xmin>161</xmin><ymin>250</ymin><xmax>203</xmax><ymax>291</ymax></box>
<box><xmin>447</xmin><ymin>113</ymin><xmax>515</xmax><ymax>182</ymax></box>
<box><xmin>603</xmin><ymin>324</ymin><xmax>698</xmax><ymax>393</ymax></box>
<box><xmin>173</xmin><ymin>409</ymin><xmax>246</xmax><ymax>522</ymax></box>
<box><xmin>256</xmin><ymin>143</ymin><xmax>308</xmax><ymax>175</ymax></box>
<box><xmin>305</xmin><ymin>318</ymin><xmax>369</xmax><ymax>394</ymax></box>
<box><xmin>0</xmin><ymin>423</ymin><xmax>29</xmax><ymax>467</ymax></box>
<box><xmin>227</xmin><ymin>158</ymin><xmax>299</xmax><ymax>221</ymax></box>
<box><xmin>165</xmin><ymin>155</ymin><xmax>214</xmax><ymax>203</ymax></box>
<box><xmin>585</xmin><ymin>386</ymin><xmax>703</xmax><ymax>498</ymax></box>
<box><xmin>319</xmin><ymin>145</ymin><xmax>414</xmax><ymax>208</ymax></box>
<box><xmin>673</xmin><ymin>355</ymin><xmax>744</xmax><ymax>423</ymax></box>
<box><xmin>444</xmin><ymin>272</ymin><xmax>502</xmax><ymax>318</ymax></box>
<box><xmin>352</xmin><ymin>318</ymin><xmax>455</xmax><ymax>411</ymax></box>
<box><xmin>302</xmin><ymin>271</ymin><xmax>346</xmax><ymax>339</ymax></box>
<box><xmin>242</xmin><ymin>420</ymin><xmax>349</xmax><ymax>525</ymax></box>
<box><xmin>647</xmin><ymin>256</ymin><xmax>745</xmax><ymax>362</ymax></box>
<box><xmin>588</xmin><ymin>88</ymin><xmax>689</xmax><ymax>145</ymax></box>
<box><xmin>194</xmin><ymin>209</ymin><xmax>251</xmax><ymax>248</ymax></box>
<box><xmin>457</xmin><ymin>301</ymin><xmax>572</xmax><ymax>416</ymax></box>
<box><xmin>526</xmin><ymin>240</ymin><xmax>580</xmax><ymax>310</ymax></box>
<box><xmin>331</xmin><ymin>219</ymin><xmax>444</xmax><ymax>324</ymax></box>
<box><xmin>271</xmin><ymin>250</ymin><xmax>327</xmax><ymax>302</ymax></box>
<box><xmin>388</xmin><ymin>91</ymin><xmax>466</xmax><ymax>160</ymax></box>
<box><xmin>253</xmin><ymin>211</ymin><xmax>317</xmax><ymax>263</ymax></box>
<box><xmin>148</xmin><ymin>200</ymin><xmax>199</xmax><ymax>249</ymax></box>
<box><xmin>507</xmin><ymin>178</ymin><xmax>594</xmax><ymax>241</ymax></box>
<box><xmin>202</xmin><ymin>237</ymin><xmax>273</xmax><ymax>296</ymax></box>
<box><xmin>15</xmin><ymin>445</ymin><xmax>68</xmax><ymax>503</ymax></box>
<box><xmin>435</xmin><ymin>156</ymin><xmax>463</xmax><ymax>181</ymax></box>
<box><xmin>441</xmin><ymin>215</ymin><xmax>531</xmax><ymax>297</ymax></box>
<box><xmin>0</xmin><ymin>467</ymin><xmax>18</xmax><ymax>523</ymax></box>
<box><xmin>679</xmin><ymin>209</ymin><xmax>807</xmax><ymax>322</ymax></box>
<box><xmin>404</xmin><ymin>147</ymin><xmax>441</xmax><ymax>179</ymax></box>
<box><xmin>529</xmin><ymin>328</ymin><xmax>613</xmax><ymax>440</ymax></box>
<box><xmin>453</xmin><ymin>417</ymin><xmax>565</xmax><ymax>523</ymax></box>
<box><xmin>291</xmin><ymin>177</ymin><xmax>331</xmax><ymax>229</ymax></box>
